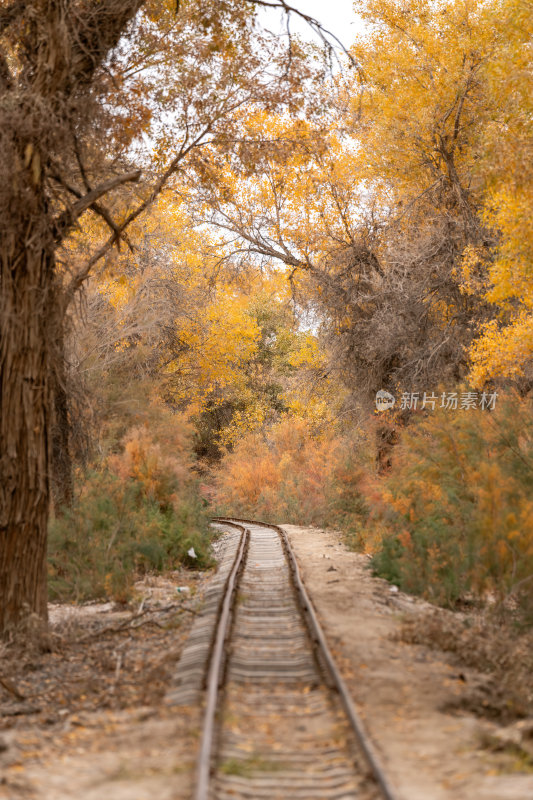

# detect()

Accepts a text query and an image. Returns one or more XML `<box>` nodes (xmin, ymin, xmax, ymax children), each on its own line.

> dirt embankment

<box><xmin>283</xmin><ymin>524</ymin><xmax>533</xmax><ymax>800</ymax></box>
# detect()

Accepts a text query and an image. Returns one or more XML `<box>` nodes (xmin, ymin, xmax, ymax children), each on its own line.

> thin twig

<box><xmin>73</xmin><ymin>602</ymin><xmax>199</xmax><ymax>643</ymax></box>
<box><xmin>0</xmin><ymin>676</ymin><xmax>25</xmax><ymax>700</ymax></box>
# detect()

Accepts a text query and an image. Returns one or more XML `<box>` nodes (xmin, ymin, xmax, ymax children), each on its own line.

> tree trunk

<box><xmin>0</xmin><ymin>0</ymin><xmax>148</xmax><ymax>640</ymax></box>
<box><xmin>375</xmin><ymin>423</ymin><xmax>399</xmax><ymax>475</ymax></box>
<box><xmin>51</xmin><ymin>330</ymin><xmax>74</xmax><ymax>513</ymax></box>
<box><xmin>0</xmin><ymin>239</ymin><xmax>54</xmax><ymax>635</ymax></box>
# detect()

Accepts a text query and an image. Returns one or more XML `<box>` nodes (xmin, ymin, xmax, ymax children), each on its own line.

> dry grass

<box><xmin>401</xmin><ymin>609</ymin><xmax>533</xmax><ymax>723</ymax></box>
<box><xmin>0</xmin><ymin>571</ymin><xmax>204</xmax><ymax>730</ymax></box>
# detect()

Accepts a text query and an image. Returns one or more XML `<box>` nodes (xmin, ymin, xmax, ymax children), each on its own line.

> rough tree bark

<box><xmin>51</xmin><ymin>328</ymin><xmax>74</xmax><ymax>513</ymax></box>
<box><xmin>0</xmin><ymin>218</ymin><xmax>55</xmax><ymax>632</ymax></box>
<box><xmin>0</xmin><ymin>0</ymin><xmax>145</xmax><ymax>637</ymax></box>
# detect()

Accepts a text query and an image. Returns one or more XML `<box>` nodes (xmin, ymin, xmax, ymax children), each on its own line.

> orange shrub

<box><xmin>371</xmin><ymin>392</ymin><xmax>533</xmax><ymax>618</ymax></box>
<box><xmin>48</xmin><ymin>401</ymin><xmax>211</xmax><ymax>602</ymax></box>
<box><xmin>212</xmin><ymin>418</ymin><xmax>371</xmax><ymax>533</ymax></box>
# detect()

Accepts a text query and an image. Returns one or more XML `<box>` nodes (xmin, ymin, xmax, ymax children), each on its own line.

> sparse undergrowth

<box><xmin>48</xmin><ymin>404</ymin><xmax>213</xmax><ymax>604</ymax></box>
<box><xmin>401</xmin><ymin>609</ymin><xmax>533</xmax><ymax>723</ymax></box>
<box><xmin>0</xmin><ymin>573</ymin><xmax>202</xmax><ymax>727</ymax></box>
<box><xmin>371</xmin><ymin>392</ymin><xmax>533</xmax><ymax>623</ymax></box>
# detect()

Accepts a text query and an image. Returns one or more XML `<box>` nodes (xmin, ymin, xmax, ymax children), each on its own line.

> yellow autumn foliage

<box><xmin>467</xmin><ymin>0</ymin><xmax>533</xmax><ymax>384</ymax></box>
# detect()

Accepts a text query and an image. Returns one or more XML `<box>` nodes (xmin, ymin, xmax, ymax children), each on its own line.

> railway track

<box><xmin>168</xmin><ymin>518</ymin><xmax>398</xmax><ymax>800</ymax></box>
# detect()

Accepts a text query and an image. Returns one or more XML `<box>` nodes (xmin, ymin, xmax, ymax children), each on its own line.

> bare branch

<box><xmin>247</xmin><ymin>0</ymin><xmax>364</xmax><ymax>77</ymax></box>
<box><xmin>0</xmin><ymin>0</ymin><xmax>24</xmax><ymax>36</ymax></box>
<box><xmin>62</xmin><ymin>118</ymin><xmax>222</xmax><ymax>308</ymax></box>
<box><xmin>53</xmin><ymin>170</ymin><xmax>141</xmax><ymax>243</ymax></box>
<box><xmin>52</xmin><ymin>174</ymin><xmax>135</xmax><ymax>252</ymax></box>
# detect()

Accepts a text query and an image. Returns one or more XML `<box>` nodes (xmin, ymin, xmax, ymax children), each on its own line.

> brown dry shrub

<box><xmin>401</xmin><ymin>610</ymin><xmax>533</xmax><ymax>723</ymax></box>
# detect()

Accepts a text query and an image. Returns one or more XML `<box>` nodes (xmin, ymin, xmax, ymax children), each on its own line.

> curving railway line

<box><xmin>168</xmin><ymin>518</ymin><xmax>399</xmax><ymax>800</ymax></box>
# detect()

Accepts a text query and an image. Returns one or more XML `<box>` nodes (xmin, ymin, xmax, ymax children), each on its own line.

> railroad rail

<box><xmin>176</xmin><ymin>517</ymin><xmax>399</xmax><ymax>800</ymax></box>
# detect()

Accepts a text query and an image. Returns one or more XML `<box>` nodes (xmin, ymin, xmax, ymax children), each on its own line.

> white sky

<box><xmin>259</xmin><ymin>0</ymin><xmax>364</xmax><ymax>50</ymax></box>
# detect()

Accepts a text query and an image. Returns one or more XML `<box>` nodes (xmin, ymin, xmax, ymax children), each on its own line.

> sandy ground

<box><xmin>2</xmin><ymin>527</ymin><xmax>533</xmax><ymax>800</ymax></box>
<box><xmin>282</xmin><ymin>524</ymin><xmax>533</xmax><ymax>800</ymax></box>
<box><xmin>0</xmin><ymin>705</ymin><xmax>199</xmax><ymax>800</ymax></box>
<box><xmin>0</xmin><ymin>572</ymin><xmax>204</xmax><ymax>800</ymax></box>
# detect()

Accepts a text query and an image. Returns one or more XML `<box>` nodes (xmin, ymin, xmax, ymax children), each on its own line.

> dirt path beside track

<box><xmin>283</xmin><ymin>524</ymin><xmax>533</xmax><ymax>800</ymax></box>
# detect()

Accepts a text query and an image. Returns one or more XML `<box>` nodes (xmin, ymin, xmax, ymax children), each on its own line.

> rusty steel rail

<box><xmin>193</xmin><ymin>521</ymin><xmax>249</xmax><ymax>800</ymax></box>
<box><xmin>280</xmin><ymin>525</ymin><xmax>399</xmax><ymax>800</ymax></box>
<box><xmin>193</xmin><ymin>516</ymin><xmax>399</xmax><ymax>800</ymax></box>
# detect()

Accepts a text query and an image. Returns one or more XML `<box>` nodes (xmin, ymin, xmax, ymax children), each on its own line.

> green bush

<box><xmin>48</xmin><ymin>425</ymin><xmax>213</xmax><ymax>603</ymax></box>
